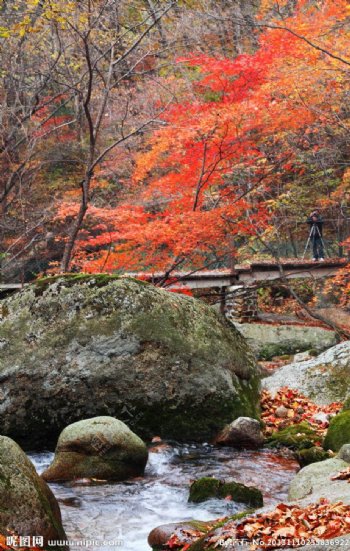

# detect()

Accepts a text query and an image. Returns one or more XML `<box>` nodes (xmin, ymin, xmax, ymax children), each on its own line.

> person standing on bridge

<box><xmin>306</xmin><ymin>210</ymin><xmax>324</xmax><ymax>261</ymax></box>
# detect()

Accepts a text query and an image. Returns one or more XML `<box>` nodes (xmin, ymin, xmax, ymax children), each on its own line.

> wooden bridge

<box><xmin>1</xmin><ymin>258</ymin><xmax>347</xmax><ymax>322</ymax></box>
<box><xmin>128</xmin><ymin>258</ymin><xmax>348</xmax><ymax>289</ymax></box>
<box><xmin>128</xmin><ymin>258</ymin><xmax>348</xmax><ymax>322</ymax></box>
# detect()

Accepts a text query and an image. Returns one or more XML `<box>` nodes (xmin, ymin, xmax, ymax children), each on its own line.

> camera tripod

<box><xmin>302</xmin><ymin>223</ymin><xmax>328</xmax><ymax>260</ymax></box>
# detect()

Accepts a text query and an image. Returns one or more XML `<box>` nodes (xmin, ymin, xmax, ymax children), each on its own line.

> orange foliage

<box><xmin>261</xmin><ymin>387</ymin><xmax>342</xmax><ymax>437</ymax></box>
<box><xmin>52</xmin><ymin>0</ymin><xmax>350</xmax><ymax>277</ymax></box>
<box><xmin>165</xmin><ymin>500</ymin><xmax>350</xmax><ymax>550</ymax></box>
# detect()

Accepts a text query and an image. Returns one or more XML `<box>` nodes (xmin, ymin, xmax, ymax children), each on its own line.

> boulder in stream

<box><xmin>215</xmin><ymin>416</ymin><xmax>264</xmax><ymax>449</ymax></box>
<box><xmin>188</xmin><ymin>477</ymin><xmax>263</xmax><ymax>507</ymax></box>
<box><xmin>42</xmin><ymin>416</ymin><xmax>148</xmax><ymax>482</ymax></box>
<box><xmin>0</xmin><ymin>275</ymin><xmax>260</xmax><ymax>448</ymax></box>
<box><xmin>0</xmin><ymin>436</ymin><xmax>67</xmax><ymax>549</ymax></box>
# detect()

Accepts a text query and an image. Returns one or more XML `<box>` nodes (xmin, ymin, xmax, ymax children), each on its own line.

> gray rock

<box><xmin>215</xmin><ymin>416</ymin><xmax>264</xmax><ymax>449</ymax></box>
<box><xmin>42</xmin><ymin>416</ymin><xmax>148</xmax><ymax>482</ymax></box>
<box><xmin>0</xmin><ymin>276</ymin><xmax>260</xmax><ymax>448</ymax></box>
<box><xmin>233</xmin><ymin>322</ymin><xmax>337</xmax><ymax>360</ymax></box>
<box><xmin>263</xmin><ymin>341</ymin><xmax>350</xmax><ymax>405</ymax></box>
<box><xmin>275</xmin><ymin>405</ymin><xmax>289</xmax><ymax>418</ymax></box>
<box><xmin>0</xmin><ymin>436</ymin><xmax>67</xmax><ymax>548</ymax></box>
<box><xmin>293</xmin><ymin>351</ymin><xmax>314</xmax><ymax>363</ymax></box>
<box><xmin>338</xmin><ymin>444</ymin><xmax>350</xmax><ymax>463</ymax></box>
<box><xmin>288</xmin><ymin>457</ymin><xmax>350</xmax><ymax>504</ymax></box>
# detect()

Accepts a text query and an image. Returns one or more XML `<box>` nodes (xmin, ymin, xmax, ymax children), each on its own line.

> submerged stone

<box><xmin>188</xmin><ymin>476</ymin><xmax>263</xmax><ymax>507</ymax></box>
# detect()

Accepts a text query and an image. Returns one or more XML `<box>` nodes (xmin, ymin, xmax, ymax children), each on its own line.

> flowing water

<box><xmin>30</xmin><ymin>444</ymin><xmax>298</xmax><ymax>551</ymax></box>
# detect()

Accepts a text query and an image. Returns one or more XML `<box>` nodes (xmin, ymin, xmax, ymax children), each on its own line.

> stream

<box><xmin>30</xmin><ymin>444</ymin><xmax>298</xmax><ymax>551</ymax></box>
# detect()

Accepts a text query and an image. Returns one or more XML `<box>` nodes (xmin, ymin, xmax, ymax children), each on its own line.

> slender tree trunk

<box><xmin>60</xmin><ymin>177</ymin><xmax>90</xmax><ymax>272</ymax></box>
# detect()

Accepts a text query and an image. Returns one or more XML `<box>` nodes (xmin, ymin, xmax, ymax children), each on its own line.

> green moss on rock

<box><xmin>35</xmin><ymin>272</ymin><xmax>122</xmax><ymax>289</ymax></box>
<box><xmin>186</xmin><ymin>511</ymin><xmax>256</xmax><ymax>551</ymax></box>
<box><xmin>188</xmin><ymin>478</ymin><xmax>221</xmax><ymax>503</ymax></box>
<box><xmin>267</xmin><ymin>422</ymin><xmax>319</xmax><ymax>450</ymax></box>
<box><xmin>260</xmin><ymin>343</ymin><xmax>311</xmax><ymax>361</ymax></box>
<box><xmin>189</xmin><ymin>477</ymin><xmax>263</xmax><ymax>507</ymax></box>
<box><xmin>296</xmin><ymin>446</ymin><xmax>332</xmax><ymax>467</ymax></box>
<box><xmin>324</xmin><ymin>411</ymin><xmax>350</xmax><ymax>452</ymax></box>
<box><xmin>0</xmin><ymin>276</ymin><xmax>260</xmax><ymax>448</ymax></box>
<box><xmin>217</xmin><ymin>482</ymin><xmax>263</xmax><ymax>507</ymax></box>
<box><xmin>0</xmin><ymin>437</ymin><xmax>67</xmax><ymax>550</ymax></box>
<box><xmin>42</xmin><ymin>417</ymin><xmax>148</xmax><ymax>482</ymax></box>
<box><xmin>342</xmin><ymin>397</ymin><xmax>350</xmax><ymax>412</ymax></box>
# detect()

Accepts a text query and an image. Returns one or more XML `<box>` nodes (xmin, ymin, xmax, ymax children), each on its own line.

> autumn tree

<box><xmin>0</xmin><ymin>0</ymin><xmax>182</xmax><ymax>277</ymax></box>
<box><xmin>1</xmin><ymin>0</ymin><xmax>349</xmax><ymax>280</ymax></box>
<box><xmin>54</xmin><ymin>0</ymin><xmax>349</xmax><ymax>275</ymax></box>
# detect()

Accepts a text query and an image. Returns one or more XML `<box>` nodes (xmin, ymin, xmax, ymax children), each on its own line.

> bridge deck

<box><xmin>0</xmin><ymin>259</ymin><xmax>348</xmax><ymax>292</ymax></box>
<box><xmin>128</xmin><ymin>258</ymin><xmax>348</xmax><ymax>289</ymax></box>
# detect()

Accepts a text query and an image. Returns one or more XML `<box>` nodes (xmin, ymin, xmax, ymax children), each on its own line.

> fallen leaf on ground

<box><xmin>261</xmin><ymin>387</ymin><xmax>342</xmax><ymax>437</ymax></box>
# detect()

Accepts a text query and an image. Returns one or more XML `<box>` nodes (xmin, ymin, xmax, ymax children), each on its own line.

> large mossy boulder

<box><xmin>0</xmin><ymin>436</ymin><xmax>67</xmax><ymax>549</ymax></box>
<box><xmin>324</xmin><ymin>411</ymin><xmax>350</xmax><ymax>452</ymax></box>
<box><xmin>263</xmin><ymin>341</ymin><xmax>350</xmax><ymax>405</ymax></box>
<box><xmin>0</xmin><ymin>275</ymin><xmax>260</xmax><ymax>448</ymax></box>
<box><xmin>42</xmin><ymin>416</ymin><xmax>148</xmax><ymax>482</ymax></box>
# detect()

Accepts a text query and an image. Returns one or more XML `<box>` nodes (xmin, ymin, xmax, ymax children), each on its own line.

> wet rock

<box><xmin>0</xmin><ymin>436</ymin><xmax>67</xmax><ymax>549</ymax></box>
<box><xmin>0</xmin><ymin>275</ymin><xmax>260</xmax><ymax>447</ymax></box>
<box><xmin>57</xmin><ymin>497</ymin><xmax>82</xmax><ymax>508</ymax></box>
<box><xmin>215</xmin><ymin>417</ymin><xmax>264</xmax><ymax>449</ymax></box>
<box><xmin>188</xmin><ymin>477</ymin><xmax>263</xmax><ymax>507</ymax></box>
<box><xmin>148</xmin><ymin>520</ymin><xmax>210</xmax><ymax>549</ymax></box>
<box><xmin>324</xmin><ymin>411</ymin><xmax>350</xmax><ymax>452</ymax></box>
<box><xmin>42</xmin><ymin>416</ymin><xmax>148</xmax><ymax>482</ymax></box>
